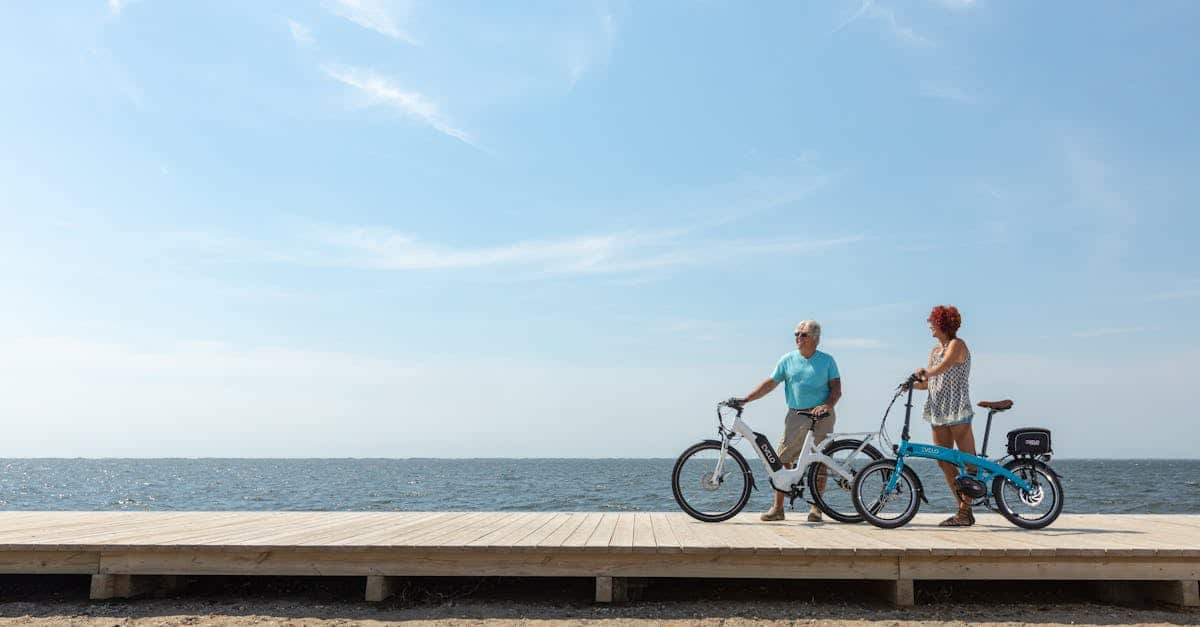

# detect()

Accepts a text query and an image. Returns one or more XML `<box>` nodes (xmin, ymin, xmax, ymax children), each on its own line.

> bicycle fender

<box><xmin>699</xmin><ymin>439</ymin><xmax>758</xmax><ymax>491</ymax></box>
<box><xmin>907</xmin><ymin>468</ymin><xmax>930</xmax><ymax>504</ymax></box>
<box><xmin>890</xmin><ymin>458</ymin><xmax>930</xmax><ymax>504</ymax></box>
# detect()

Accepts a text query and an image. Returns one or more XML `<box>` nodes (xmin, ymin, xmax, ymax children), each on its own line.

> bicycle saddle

<box><xmin>977</xmin><ymin>400</ymin><xmax>1013</xmax><ymax>411</ymax></box>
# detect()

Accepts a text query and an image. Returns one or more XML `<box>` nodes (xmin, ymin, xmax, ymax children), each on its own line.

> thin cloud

<box><xmin>839</xmin><ymin>302</ymin><xmax>912</xmax><ymax>318</ymax></box>
<box><xmin>1144</xmin><ymin>287</ymin><xmax>1200</xmax><ymax>302</ymax></box>
<box><xmin>1072</xmin><ymin>327</ymin><xmax>1143</xmax><ymax>339</ymax></box>
<box><xmin>838</xmin><ymin>1</ymin><xmax>933</xmax><ymax>46</ymax></box>
<box><xmin>823</xmin><ymin>338</ymin><xmax>887</xmax><ymax>349</ymax></box>
<box><xmin>324</xmin><ymin>0</ymin><xmax>419</xmax><ymax>45</ymax></box>
<box><xmin>169</xmin><ymin>223</ymin><xmax>867</xmax><ymax>279</ymax></box>
<box><xmin>565</xmin><ymin>9</ymin><xmax>618</xmax><ymax>85</ymax></box>
<box><xmin>288</xmin><ymin>19</ymin><xmax>315</xmax><ymax>46</ymax></box>
<box><xmin>313</xmin><ymin>226</ymin><xmax>692</xmax><ymax>274</ymax></box>
<box><xmin>108</xmin><ymin>0</ymin><xmax>125</xmax><ymax>16</ymax></box>
<box><xmin>919</xmin><ymin>83</ymin><xmax>974</xmax><ymax>103</ymax></box>
<box><xmin>1061</xmin><ymin>136</ymin><xmax>1136</xmax><ymax>266</ymax></box>
<box><xmin>307</xmin><ymin>226</ymin><xmax>865</xmax><ymax>276</ymax></box>
<box><xmin>322</xmin><ymin>65</ymin><xmax>474</xmax><ymax>146</ymax></box>
<box><xmin>934</xmin><ymin>0</ymin><xmax>977</xmax><ymax>9</ymax></box>
<box><xmin>836</xmin><ymin>0</ymin><xmax>877</xmax><ymax>32</ymax></box>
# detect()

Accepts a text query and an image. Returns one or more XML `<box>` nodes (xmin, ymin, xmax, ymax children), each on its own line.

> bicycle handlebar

<box><xmin>718</xmin><ymin>398</ymin><xmax>828</xmax><ymax>419</ymax></box>
<box><xmin>899</xmin><ymin>372</ymin><xmax>925</xmax><ymax>390</ymax></box>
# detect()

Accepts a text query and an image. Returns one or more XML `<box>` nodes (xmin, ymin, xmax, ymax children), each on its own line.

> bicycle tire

<box><xmin>852</xmin><ymin>459</ymin><xmax>922</xmax><ymax>529</ymax></box>
<box><xmin>672</xmin><ymin>441</ymin><xmax>754</xmax><ymax>523</ymax></box>
<box><xmin>807</xmin><ymin>439</ymin><xmax>884</xmax><ymax>523</ymax></box>
<box><xmin>991</xmin><ymin>458</ymin><xmax>1064</xmax><ymax>529</ymax></box>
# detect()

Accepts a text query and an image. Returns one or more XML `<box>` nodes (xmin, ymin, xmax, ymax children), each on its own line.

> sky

<box><xmin>1</xmin><ymin>1</ymin><xmax>1198</xmax><ymax>459</ymax></box>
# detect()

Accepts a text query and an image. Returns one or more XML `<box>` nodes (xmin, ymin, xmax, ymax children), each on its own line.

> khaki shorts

<box><xmin>776</xmin><ymin>407</ymin><xmax>836</xmax><ymax>466</ymax></box>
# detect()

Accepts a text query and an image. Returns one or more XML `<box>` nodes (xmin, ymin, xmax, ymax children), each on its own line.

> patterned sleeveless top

<box><xmin>922</xmin><ymin>344</ymin><xmax>974</xmax><ymax>426</ymax></box>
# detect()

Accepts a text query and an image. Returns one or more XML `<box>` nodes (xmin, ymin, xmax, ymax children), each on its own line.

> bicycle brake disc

<box><xmin>1019</xmin><ymin>484</ymin><xmax>1044</xmax><ymax>506</ymax></box>
<box><xmin>700</xmin><ymin>472</ymin><xmax>723</xmax><ymax>491</ymax></box>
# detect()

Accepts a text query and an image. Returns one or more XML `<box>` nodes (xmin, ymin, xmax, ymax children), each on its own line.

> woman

<box><xmin>914</xmin><ymin>305</ymin><xmax>977</xmax><ymax>527</ymax></box>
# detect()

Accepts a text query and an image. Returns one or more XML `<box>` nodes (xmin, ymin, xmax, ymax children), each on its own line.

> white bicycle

<box><xmin>671</xmin><ymin>398</ymin><xmax>887</xmax><ymax>523</ymax></box>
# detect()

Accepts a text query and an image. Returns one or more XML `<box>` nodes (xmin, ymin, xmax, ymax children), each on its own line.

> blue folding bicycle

<box><xmin>851</xmin><ymin>373</ymin><xmax>1064</xmax><ymax>529</ymax></box>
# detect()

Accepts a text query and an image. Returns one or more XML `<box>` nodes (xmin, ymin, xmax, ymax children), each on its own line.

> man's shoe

<box><xmin>806</xmin><ymin>509</ymin><xmax>823</xmax><ymax>523</ymax></box>
<box><xmin>760</xmin><ymin>508</ymin><xmax>785</xmax><ymax>522</ymax></box>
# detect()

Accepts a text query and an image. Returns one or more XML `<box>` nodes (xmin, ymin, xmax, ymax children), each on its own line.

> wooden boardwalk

<box><xmin>0</xmin><ymin>512</ymin><xmax>1197</xmax><ymax>606</ymax></box>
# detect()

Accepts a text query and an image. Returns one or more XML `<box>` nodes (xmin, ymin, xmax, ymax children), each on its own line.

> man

<box><xmin>739</xmin><ymin>319</ymin><xmax>842</xmax><ymax>522</ymax></box>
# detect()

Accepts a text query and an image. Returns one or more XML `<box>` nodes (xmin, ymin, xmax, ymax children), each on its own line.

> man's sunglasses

<box><xmin>793</xmin><ymin>332</ymin><xmax>811</xmax><ymax>338</ymax></box>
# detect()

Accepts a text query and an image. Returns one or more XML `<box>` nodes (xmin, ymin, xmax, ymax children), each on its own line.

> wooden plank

<box><xmin>439</xmin><ymin>513</ymin><xmax>522</xmax><ymax>551</ymax></box>
<box><xmin>663</xmin><ymin>514</ymin><xmax>712</xmax><ymax>554</ymax></box>
<box><xmin>369</xmin><ymin>509</ymin><xmax>492</xmax><ymax>542</ymax></box>
<box><xmin>83</xmin><ymin>513</ymin><xmax>253</xmax><ymax>547</ymax></box>
<box><xmin>561</xmin><ymin>512</ymin><xmax>605</xmax><ymax>549</ymax></box>
<box><xmin>649</xmin><ymin>513</ymin><xmax>682</xmax><ymax>553</ymax></box>
<box><xmin>196</xmin><ymin>513</ymin><xmax>376</xmax><ymax>549</ymax></box>
<box><xmin>467</xmin><ymin>513</ymin><xmax>554</xmax><ymax>550</ymax></box>
<box><xmin>538</xmin><ymin>512</ymin><xmax>590</xmax><ymax>549</ymax></box>
<box><xmin>720</xmin><ymin>518</ymin><xmax>794</xmax><ymax>556</ymax></box>
<box><xmin>494</xmin><ymin>514</ymin><xmax>564</xmax><ymax>550</ymax></box>
<box><xmin>0</xmin><ymin>550</ymin><xmax>100</xmax><ymax>574</ymax></box>
<box><xmin>0</xmin><ymin>513</ymin><xmax>201</xmax><ymax>548</ymax></box>
<box><xmin>631</xmin><ymin>513</ymin><xmax>656</xmax><ymax>553</ymax></box>
<box><xmin>899</xmin><ymin>555</ymin><xmax>1200</xmax><ymax>580</ymax></box>
<box><xmin>96</xmin><ymin>548</ymin><xmax>901</xmax><ymax>579</ymax></box>
<box><xmin>128</xmin><ymin>513</ymin><xmax>292</xmax><ymax>548</ymax></box>
<box><xmin>608</xmin><ymin>513</ymin><xmax>636</xmax><ymax>552</ymax></box>
<box><xmin>511</xmin><ymin>513</ymin><xmax>573</xmax><ymax>551</ymax></box>
<box><xmin>670</xmin><ymin>514</ymin><xmax>731</xmax><ymax>553</ymax></box>
<box><xmin>583</xmin><ymin>514</ymin><xmax>619</xmax><ymax>551</ymax></box>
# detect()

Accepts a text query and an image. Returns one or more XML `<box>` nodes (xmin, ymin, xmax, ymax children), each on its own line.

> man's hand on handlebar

<box><xmin>722</xmin><ymin>397</ymin><xmax>746</xmax><ymax>409</ymax></box>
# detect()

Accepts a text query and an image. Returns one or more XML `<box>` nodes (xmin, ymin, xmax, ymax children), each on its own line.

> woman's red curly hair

<box><xmin>928</xmin><ymin>305</ymin><xmax>962</xmax><ymax>338</ymax></box>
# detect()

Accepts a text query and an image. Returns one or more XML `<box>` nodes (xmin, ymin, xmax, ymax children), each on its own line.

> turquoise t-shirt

<box><xmin>771</xmin><ymin>350</ymin><xmax>840</xmax><ymax>409</ymax></box>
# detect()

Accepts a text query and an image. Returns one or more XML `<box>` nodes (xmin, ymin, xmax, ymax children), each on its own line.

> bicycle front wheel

<box><xmin>992</xmin><ymin>459</ymin><xmax>1064</xmax><ymax>529</ymax></box>
<box><xmin>672</xmin><ymin>441</ymin><xmax>753</xmax><ymax>523</ymax></box>
<box><xmin>807</xmin><ymin>439</ymin><xmax>884</xmax><ymax>523</ymax></box>
<box><xmin>852</xmin><ymin>459</ymin><xmax>922</xmax><ymax>529</ymax></box>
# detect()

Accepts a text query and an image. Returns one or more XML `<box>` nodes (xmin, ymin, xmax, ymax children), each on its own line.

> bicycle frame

<box><xmin>884</xmin><ymin>381</ymin><xmax>1034</xmax><ymax>494</ymax></box>
<box><xmin>713</xmin><ymin>405</ymin><xmax>889</xmax><ymax>496</ymax></box>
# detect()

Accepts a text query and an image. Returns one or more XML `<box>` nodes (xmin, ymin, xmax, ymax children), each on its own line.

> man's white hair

<box><xmin>795</xmin><ymin>319</ymin><xmax>822</xmax><ymax>340</ymax></box>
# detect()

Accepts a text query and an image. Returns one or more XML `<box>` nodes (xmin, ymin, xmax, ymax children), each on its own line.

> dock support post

<box><xmin>90</xmin><ymin>574</ymin><xmax>182</xmax><ymax>600</ymax></box>
<box><xmin>595</xmin><ymin>576</ymin><xmax>628</xmax><ymax>603</ymax></box>
<box><xmin>365</xmin><ymin>575</ymin><xmax>396</xmax><ymax>602</ymax></box>
<box><xmin>873</xmin><ymin>578</ymin><xmax>914</xmax><ymax>607</ymax></box>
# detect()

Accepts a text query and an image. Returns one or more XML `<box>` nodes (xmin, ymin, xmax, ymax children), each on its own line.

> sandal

<box><xmin>939</xmin><ymin>510</ymin><xmax>975</xmax><ymax>527</ymax></box>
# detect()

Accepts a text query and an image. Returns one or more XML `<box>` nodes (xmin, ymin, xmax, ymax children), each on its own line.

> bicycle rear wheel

<box><xmin>807</xmin><ymin>439</ymin><xmax>883</xmax><ymax>523</ymax></box>
<box><xmin>852</xmin><ymin>459</ymin><xmax>922</xmax><ymax>529</ymax></box>
<box><xmin>992</xmin><ymin>459</ymin><xmax>1064</xmax><ymax>529</ymax></box>
<box><xmin>672</xmin><ymin>441</ymin><xmax>753</xmax><ymax>523</ymax></box>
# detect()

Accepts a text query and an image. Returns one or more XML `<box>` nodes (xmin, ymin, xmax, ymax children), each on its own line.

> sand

<box><xmin>0</xmin><ymin>576</ymin><xmax>1196</xmax><ymax>626</ymax></box>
